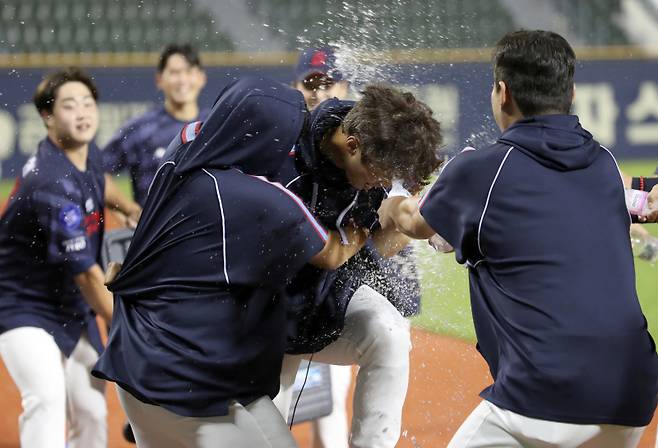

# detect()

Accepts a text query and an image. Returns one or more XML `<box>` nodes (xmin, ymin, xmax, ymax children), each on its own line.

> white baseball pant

<box><xmin>311</xmin><ymin>363</ymin><xmax>352</xmax><ymax>448</ymax></box>
<box><xmin>274</xmin><ymin>284</ymin><xmax>411</xmax><ymax>448</ymax></box>
<box><xmin>0</xmin><ymin>326</ymin><xmax>107</xmax><ymax>448</ymax></box>
<box><xmin>118</xmin><ymin>387</ymin><xmax>297</xmax><ymax>448</ymax></box>
<box><xmin>448</xmin><ymin>400</ymin><xmax>645</xmax><ymax>448</ymax></box>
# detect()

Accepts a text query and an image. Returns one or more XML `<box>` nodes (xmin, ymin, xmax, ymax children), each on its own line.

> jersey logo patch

<box><xmin>63</xmin><ymin>236</ymin><xmax>87</xmax><ymax>253</ymax></box>
<box><xmin>59</xmin><ymin>204</ymin><xmax>82</xmax><ymax>230</ymax></box>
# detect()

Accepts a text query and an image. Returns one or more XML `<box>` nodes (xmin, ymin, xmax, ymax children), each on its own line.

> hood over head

<box><xmin>498</xmin><ymin>115</ymin><xmax>599</xmax><ymax>171</ymax></box>
<box><xmin>173</xmin><ymin>76</ymin><xmax>307</xmax><ymax>178</ymax></box>
<box><xmin>295</xmin><ymin>97</ymin><xmax>354</xmax><ymax>186</ymax></box>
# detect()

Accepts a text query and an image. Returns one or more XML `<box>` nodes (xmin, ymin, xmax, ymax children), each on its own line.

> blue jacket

<box><xmin>0</xmin><ymin>138</ymin><xmax>104</xmax><ymax>356</ymax></box>
<box><xmin>93</xmin><ymin>77</ymin><xmax>327</xmax><ymax>418</ymax></box>
<box><xmin>279</xmin><ymin>98</ymin><xmax>421</xmax><ymax>353</ymax></box>
<box><xmin>420</xmin><ymin>115</ymin><xmax>658</xmax><ymax>426</ymax></box>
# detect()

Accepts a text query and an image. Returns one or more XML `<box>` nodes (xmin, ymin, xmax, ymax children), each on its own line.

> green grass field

<box><xmin>3</xmin><ymin>160</ymin><xmax>658</xmax><ymax>343</ymax></box>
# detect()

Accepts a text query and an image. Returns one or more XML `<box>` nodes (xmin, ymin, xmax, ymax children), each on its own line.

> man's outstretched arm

<box><xmin>378</xmin><ymin>196</ymin><xmax>435</xmax><ymax>240</ymax></box>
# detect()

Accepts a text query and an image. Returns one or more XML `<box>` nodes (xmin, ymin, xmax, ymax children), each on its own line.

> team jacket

<box><xmin>420</xmin><ymin>115</ymin><xmax>658</xmax><ymax>426</ymax></box>
<box><xmin>102</xmin><ymin>106</ymin><xmax>209</xmax><ymax>206</ymax></box>
<box><xmin>0</xmin><ymin>138</ymin><xmax>104</xmax><ymax>356</ymax></box>
<box><xmin>92</xmin><ymin>77</ymin><xmax>327</xmax><ymax>418</ymax></box>
<box><xmin>278</xmin><ymin>98</ymin><xmax>421</xmax><ymax>353</ymax></box>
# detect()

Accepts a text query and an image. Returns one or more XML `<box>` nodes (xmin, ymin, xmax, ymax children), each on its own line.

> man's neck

<box><xmin>164</xmin><ymin>99</ymin><xmax>199</xmax><ymax>122</ymax></box>
<box><xmin>48</xmin><ymin>132</ymin><xmax>88</xmax><ymax>171</ymax></box>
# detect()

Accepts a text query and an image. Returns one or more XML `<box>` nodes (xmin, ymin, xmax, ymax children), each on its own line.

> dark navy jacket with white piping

<box><xmin>278</xmin><ymin>98</ymin><xmax>421</xmax><ymax>353</ymax></box>
<box><xmin>420</xmin><ymin>115</ymin><xmax>658</xmax><ymax>426</ymax></box>
<box><xmin>0</xmin><ymin>138</ymin><xmax>104</xmax><ymax>357</ymax></box>
<box><xmin>92</xmin><ymin>77</ymin><xmax>328</xmax><ymax>418</ymax></box>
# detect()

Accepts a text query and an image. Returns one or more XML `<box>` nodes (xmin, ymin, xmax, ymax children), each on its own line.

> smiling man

<box><xmin>103</xmin><ymin>43</ymin><xmax>208</xmax><ymax>207</ymax></box>
<box><xmin>0</xmin><ymin>68</ymin><xmax>114</xmax><ymax>448</ymax></box>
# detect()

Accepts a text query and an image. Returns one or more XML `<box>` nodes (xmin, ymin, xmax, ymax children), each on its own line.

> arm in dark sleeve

<box><xmin>419</xmin><ymin>152</ymin><xmax>491</xmax><ymax>264</ymax></box>
<box><xmin>102</xmin><ymin>126</ymin><xmax>135</xmax><ymax>174</ymax></box>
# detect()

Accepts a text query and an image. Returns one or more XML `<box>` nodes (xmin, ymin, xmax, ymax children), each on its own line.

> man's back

<box><xmin>422</xmin><ymin>115</ymin><xmax>658</xmax><ymax>426</ymax></box>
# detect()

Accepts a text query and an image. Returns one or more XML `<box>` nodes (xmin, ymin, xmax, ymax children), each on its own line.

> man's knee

<box><xmin>347</xmin><ymin>287</ymin><xmax>411</xmax><ymax>361</ymax></box>
<box><xmin>21</xmin><ymin>385</ymin><xmax>66</xmax><ymax>420</ymax></box>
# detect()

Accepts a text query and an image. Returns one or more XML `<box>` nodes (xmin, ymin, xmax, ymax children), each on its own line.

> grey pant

<box><xmin>118</xmin><ymin>386</ymin><xmax>297</xmax><ymax>448</ymax></box>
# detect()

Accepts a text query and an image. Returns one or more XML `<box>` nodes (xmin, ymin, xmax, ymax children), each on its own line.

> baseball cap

<box><xmin>295</xmin><ymin>47</ymin><xmax>343</xmax><ymax>82</ymax></box>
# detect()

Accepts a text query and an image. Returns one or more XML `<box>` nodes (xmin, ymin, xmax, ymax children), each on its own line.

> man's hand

<box><xmin>105</xmin><ymin>262</ymin><xmax>123</xmax><ymax>285</ymax></box>
<box><xmin>377</xmin><ymin>196</ymin><xmax>406</xmax><ymax>230</ymax></box>
<box><xmin>641</xmin><ymin>184</ymin><xmax>658</xmax><ymax>223</ymax></box>
<box><xmin>378</xmin><ymin>196</ymin><xmax>435</xmax><ymax>240</ymax></box>
<box><xmin>123</xmin><ymin>204</ymin><xmax>142</xmax><ymax>228</ymax></box>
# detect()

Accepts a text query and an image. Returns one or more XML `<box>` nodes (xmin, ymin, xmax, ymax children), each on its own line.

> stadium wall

<box><xmin>1</xmin><ymin>48</ymin><xmax>657</xmax><ymax>179</ymax></box>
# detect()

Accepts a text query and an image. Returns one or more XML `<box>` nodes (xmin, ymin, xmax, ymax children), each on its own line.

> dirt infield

<box><xmin>0</xmin><ymin>327</ymin><xmax>656</xmax><ymax>447</ymax></box>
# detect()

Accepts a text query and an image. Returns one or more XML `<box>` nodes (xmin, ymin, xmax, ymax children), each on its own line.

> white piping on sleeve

<box><xmin>250</xmin><ymin>175</ymin><xmax>328</xmax><ymax>242</ymax></box>
<box><xmin>285</xmin><ymin>175</ymin><xmax>303</xmax><ymax>188</ymax></box>
<box><xmin>477</xmin><ymin>146</ymin><xmax>514</xmax><ymax>257</ymax></box>
<box><xmin>147</xmin><ymin>161</ymin><xmax>176</xmax><ymax>198</ymax></box>
<box><xmin>202</xmin><ymin>169</ymin><xmax>230</xmax><ymax>284</ymax></box>
<box><xmin>601</xmin><ymin>145</ymin><xmax>632</xmax><ymax>224</ymax></box>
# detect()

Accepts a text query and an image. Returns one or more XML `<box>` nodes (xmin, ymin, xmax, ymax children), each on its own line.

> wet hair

<box><xmin>493</xmin><ymin>30</ymin><xmax>575</xmax><ymax>116</ymax></box>
<box><xmin>158</xmin><ymin>43</ymin><xmax>202</xmax><ymax>72</ymax></box>
<box><xmin>342</xmin><ymin>84</ymin><xmax>442</xmax><ymax>187</ymax></box>
<box><xmin>33</xmin><ymin>67</ymin><xmax>98</xmax><ymax>115</ymax></box>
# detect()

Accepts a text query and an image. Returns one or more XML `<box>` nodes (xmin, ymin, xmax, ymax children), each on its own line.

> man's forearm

<box><xmin>385</xmin><ymin>197</ymin><xmax>435</xmax><ymax>240</ymax></box>
<box><xmin>74</xmin><ymin>264</ymin><xmax>114</xmax><ymax>323</ymax></box>
<box><xmin>371</xmin><ymin>226</ymin><xmax>410</xmax><ymax>258</ymax></box>
<box><xmin>309</xmin><ymin>227</ymin><xmax>368</xmax><ymax>270</ymax></box>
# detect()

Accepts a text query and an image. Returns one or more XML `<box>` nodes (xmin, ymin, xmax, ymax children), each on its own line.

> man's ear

<box><xmin>572</xmin><ymin>84</ymin><xmax>576</xmax><ymax>102</ymax></box>
<box><xmin>499</xmin><ymin>81</ymin><xmax>511</xmax><ymax>107</ymax></box>
<box><xmin>155</xmin><ymin>72</ymin><xmax>163</xmax><ymax>91</ymax></box>
<box><xmin>41</xmin><ymin>111</ymin><xmax>53</xmax><ymax>129</ymax></box>
<box><xmin>198</xmin><ymin>70</ymin><xmax>207</xmax><ymax>90</ymax></box>
<box><xmin>346</xmin><ymin>135</ymin><xmax>360</xmax><ymax>156</ymax></box>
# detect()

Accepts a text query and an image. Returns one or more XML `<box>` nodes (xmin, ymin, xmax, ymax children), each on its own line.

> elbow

<box><xmin>312</xmin><ymin>252</ymin><xmax>350</xmax><ymax>271</ymax></box>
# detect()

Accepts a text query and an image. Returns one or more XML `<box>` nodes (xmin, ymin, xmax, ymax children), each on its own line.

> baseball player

<box><xmin>378</xmin><ymin>30</ymin><xmax>658</xmax><ymax>448</ymax></box>
<box><xmin>101</xmin><ymin>42</ymin><xmax>208</xmax><ymax>443</ymax></box>
<box><xmin>103</xmin><ymin>43</ymin><xmax>207</xmax><ymax>211</ymax></box>
<box><xmin>92</xmin><ymin>76</ymin><xmax>374</xmax><ymax>448</ymax></box>
<box><xmin>0</xmin><ymin>68</ymin><xmax>114</xmax><ymax>448</ymax></box>
<box><xmin>271</xmin><ymin>82</ymin><xmax>441</xmax><ymax>448</ymax></box>
<box><xmin>283</xmin><ymin>46</ymin><xmax>423</xmax><ymax>448</ymax></box>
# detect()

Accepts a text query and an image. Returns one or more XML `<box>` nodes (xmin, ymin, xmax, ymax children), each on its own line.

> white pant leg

<box><xmin>312</xmin><ymin>364</ymin><xmax>351</xmax><ymax>448</ymax></box>
<box><xmin>449</xmin><ymin>401</ymin><xmax>646</xmax><ymax>448</ymax></box>
<box><xmin>447</xmin><ymin>400</ymin><xmax>525</xmax><ymax>448</ymax></box>
<box><xmin>273</xmin><ymin>354</ymin><xmax>304</xmax><ymax>422</ymax></box>
<box><xmin>310</xmin><ymin>285</ymin><xmax>411</xmax><ymax>448</ymax></box>
<box><xmin>0</xmin><ymin>327</ymin><xmax>67</xmax><ymax>448</ymax></box>
<box><xmin>65</xmin><ymin>332</ymin><xmax>107</xmax><ymax>448</ymax></box>
<box><xmin>119</xmin><ymin>387</ymin><xmax>297</xmax><ymax>448</ymax></box>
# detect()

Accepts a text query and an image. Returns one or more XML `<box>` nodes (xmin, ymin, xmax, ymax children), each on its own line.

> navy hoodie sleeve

<box><xmin>419</xmin><ymin>148</ymin><xmax>505</xmax><ymax>265</ymax></box>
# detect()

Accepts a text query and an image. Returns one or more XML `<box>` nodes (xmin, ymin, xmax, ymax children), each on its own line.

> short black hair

<box><xmin>158</xmin><ymin>43</ymin><xmax>202</xmax><ymax>72</ymax></box>
<box><xmin>493</xmin><ymin>30</ymin><xmax>575</xmax><ymax>116</ymax></box>
<box><xmin>342</xmin><ymin>84</ymin><xmax>442</xmax><ymax>187</ymax></box>
<box><xmin>33</xmin><ymin>67</ymin><xmax>98</xmax><ymax>115</ymax></box>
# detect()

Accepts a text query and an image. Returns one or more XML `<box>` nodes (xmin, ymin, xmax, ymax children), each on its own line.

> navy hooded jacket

<box><xmin>278</xmin><ymin>98</ymin><xmax>421</xmax><ymax>353</ymax></box>
<box><xmin>0</xmin><ymin>138</ymin><xmax>104</xmax><ymax>357</ymax></box>
<box><xmin>420</xmin><ymin>115</ymin><xmax>658</xmax><ymax>426</ymax></box>
<box><xmin>92</xmin><ymin>77</ymin><xmax>328</xmax><ymax>418</ymax></box>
